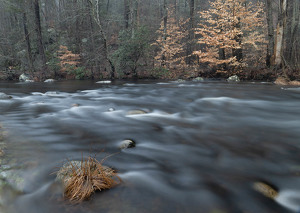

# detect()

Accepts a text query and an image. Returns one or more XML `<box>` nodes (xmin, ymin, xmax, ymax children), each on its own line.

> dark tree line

<box><xmin>0</xmin><ymin>0</ymin><xmax>299</xmax><ymax>81</ymax></box>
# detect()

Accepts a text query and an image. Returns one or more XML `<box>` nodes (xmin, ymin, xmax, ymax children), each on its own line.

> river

<box><xmin>0</xmin><ymin>80</ymin><xmax>299</xmax><ymax>213</ymax></box>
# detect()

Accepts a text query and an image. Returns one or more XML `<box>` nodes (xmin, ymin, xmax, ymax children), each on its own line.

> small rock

<box><xmin>227</xmin><ymin>75</ymin><xmax>240</xmax><ymax>82</ymax></box>
<box><xmin>72</xmin><ymin>103</ymin><xmax>80</xmax><ymax>107</ymax></box>
<box><xmin>25</xmin><ymin>79</ymin><xmax>34</xmax><ymax>83</ymax></box>
<box><xmin>127</xmin><ymin>110</ymin><xmax>148</xmax><ymax>115</ymax></box>
<box><xmin>119</xmin><ymin>139</ymin><xmax>136</xmax><ymax>149</ymax></box>
<box><xmin>44</xmin><ymin>79</ymin><xmax>55</xmax><ymax>83</ymax></box>
<box><xmin>192</xmin><ymin>77</ymin><xmax>204</xmax><ymax>82</ymax></box>
<box><xmin>253</xmin><ymin>182</ymin><xmax>278</xmax><ymax>199</ymax></box>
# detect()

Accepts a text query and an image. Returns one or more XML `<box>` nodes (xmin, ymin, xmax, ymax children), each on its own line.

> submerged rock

<box><xmin>253</xmin><ymin>181</ymin><xmax>300</xmax><ymax>212</ymax></box>
<box><xmin>119</xmin><ymin>139</ymin><xmax>136</xmax><ymax>149</ymax></box>
<box><xmin>227</xmin><ymin>75</ymin><xmax>240</xmax><ymax>82</ymax></box>
<box><xmin>0</xmin><ymin>93</ymin><xmax>12</xmax><ymax>99</ymax></box>
<box><xmin>108</xmin><ymin>107</ymin><xmax>115</xmax><ymax>112</ymax></box>
<box><xmin>72</xmin><ymin>103</ymin><xmax>80</xmax><ymax>107</ymax></box>
<box><xmin>253</xmin><ymin>182</ymin><xmax>278</xmax><ymax>199</ymax></box>
<box><xmin>127</xmin><ymin>109</ymin><xmax>148</xmax><ymax>115</ymax></box>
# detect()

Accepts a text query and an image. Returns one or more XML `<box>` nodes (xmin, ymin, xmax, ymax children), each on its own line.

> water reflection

<box><xmin>0</xmin><ymin>80</ymin><xmax>300</xmax><ymax>213</ymax></box>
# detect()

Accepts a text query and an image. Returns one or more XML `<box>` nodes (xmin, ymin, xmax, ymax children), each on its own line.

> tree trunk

<box><xmin>273</xmin><ymin>0</ymin><xmax>287</xmax><ymax>67</ymax></box>
<box><xmin>284</xmin><ymin>0</ymin><xmax>300</xmax><ymax>68</ymax></box>
<box><xmin>131</xmin><ymin>0</ymin><xmax>139</xmax><ymax>38</ymax></box>
<box><xmin>124</xmin><ymin>0</ymin><xmax>130</xmax><ymax>29</ymax></box>
<box><xmin>265</xmin><ymin>0</ymin><xmax>274</xmax><ymax>67</ymax></box>
<box><xmin>22</xmin><ymin>11</ymin><xmax>34</xmax><ymax>74</ymax></box>
<box><xmin>186</xmin><ymin>0</ymin><xmax>195</xmax><ymax>65</ymax></box>
<box><xmin>161</xmin><ymin>0</ymin><xmax>168</xmax><ymax>66</ymax></box>
<box><xmin>88</xmin><ymin>0</ymin><xmax>115</xmax><ymax>79</ymax></box>
<box><xmin>232</xmin><ymin>17</ymin><xmax>243</xmax><ymax>62</ymax></box>
<box><xmin>34</xmin><ymin>0</ymin><xmax>47</xmax><ymax>77</ymax></box>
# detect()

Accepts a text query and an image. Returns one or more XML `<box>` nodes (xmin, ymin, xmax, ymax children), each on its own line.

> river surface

<box><xmin>0</xmin><ymin>80</ymin><xmax>300</xmax><ymax>213</ymax></box>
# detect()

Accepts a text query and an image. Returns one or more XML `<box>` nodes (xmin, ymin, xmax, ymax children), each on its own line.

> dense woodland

<box><xmin>0</xmin><ymin>0</ymin><xmax>299</xmax><ymax>81</ymax></box>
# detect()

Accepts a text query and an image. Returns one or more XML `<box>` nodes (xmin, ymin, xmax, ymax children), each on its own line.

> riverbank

<box><xmin>1</xmin><ymin>66</ymin><xmax>299</xmax><ymax>83</ymax></box>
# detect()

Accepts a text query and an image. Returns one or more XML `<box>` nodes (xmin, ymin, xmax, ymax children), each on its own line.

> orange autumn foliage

<box><xmin>57</xmin><ymin>45</ymin><xmax>81</xmax><ymax>72</ymax></box>
<box><xmin>193</xmin><ymin>0</ymin><xmax>267</xmax><ymax>71</ymax></box>
<box><xmin>153</xmin><ymin>6</ymin><xmax>188</xmax><ymax>69</ymax></box>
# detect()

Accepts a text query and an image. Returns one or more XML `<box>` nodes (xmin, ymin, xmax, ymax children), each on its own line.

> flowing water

<box><xmin>0</xmin><ymin>80</ymin><xmax>300</xmax><ymax>213</ymax></box>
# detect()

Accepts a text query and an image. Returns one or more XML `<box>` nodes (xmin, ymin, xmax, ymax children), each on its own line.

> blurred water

<box><xmin>0</xmin><ymin>80</ymin><xmax>300</xmax><ymax>213</ymax></box>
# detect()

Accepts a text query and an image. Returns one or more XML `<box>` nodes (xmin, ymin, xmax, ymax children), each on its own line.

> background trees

<box><xmin>0</xmin><ymin>0</ymin><xmax>299</xmax><ymax>81</ymax></box>
<box><xmin>192</xmin><ymin>0</ymin><xmax>267</xmax><ymax>76</ymax></box>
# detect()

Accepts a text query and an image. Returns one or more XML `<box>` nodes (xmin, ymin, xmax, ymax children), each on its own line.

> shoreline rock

<box><xmin>227</xmin><ymin>75</ymin><xmax>240</xmax><ymax>82</ymax></box>
<box><xmin>274</xmin><ymin>77</ymin><xmax>300</xmax><ymax>86</ymax></box>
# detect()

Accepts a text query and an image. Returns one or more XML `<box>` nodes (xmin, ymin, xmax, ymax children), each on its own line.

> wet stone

<box><xmin>119</xmin><ymin>139</ymin><xmax>136</xmax><ymax>149</ymax></box>
<box><xmin>127</xmin><ymin>110</ymin><xmax>148</xmax><ymax>115</ymax></box>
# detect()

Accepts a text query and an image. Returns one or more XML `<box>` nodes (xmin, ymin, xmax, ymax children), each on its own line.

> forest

<box><xmin>0</xmin><ymin>0</ymin><xmax>299</xmax><ymax>81</ymax></box>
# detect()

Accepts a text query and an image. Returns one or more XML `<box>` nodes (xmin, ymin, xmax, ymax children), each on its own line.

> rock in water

<box><xmin>253</xmin><ymin>182</ymin><xmax>278</xmax><ymax>199</ymax></box>
<box><xmin>119</xmin><ymin>139</ymin><xmax>136</xmax><ymax>149</ymax></box>
<box><xmin>127</xmin><ymin>110</ymin><xmax>148</xmax><ymax>115</ymax></box>
<box><xmin>227</xmin><ymin>75</ymin><xmax>240</xmax><ymax>82</ymax></box>
<box><xmin>0</xmin><ymin>93</ymin><xmax>12</xmax><ymax>99</ymax></box>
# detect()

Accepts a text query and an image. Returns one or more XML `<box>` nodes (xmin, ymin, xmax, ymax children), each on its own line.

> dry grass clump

<box><xmin>60</xmin><ymin>157</ymin><xmax>120</xmax><ymax>203</ymax></box>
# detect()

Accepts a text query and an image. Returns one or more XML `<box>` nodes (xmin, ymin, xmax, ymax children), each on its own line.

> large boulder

<box><xmin>227</xmin><ymin>75</ymin><xmax>240</xmax><ymax>82</ymax></box>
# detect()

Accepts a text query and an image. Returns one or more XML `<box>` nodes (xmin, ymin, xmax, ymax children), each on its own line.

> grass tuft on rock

<box><xmin>58</xmin><ymin>156</ymin><xmax>120</xmax><ymax>203</ymax></box>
